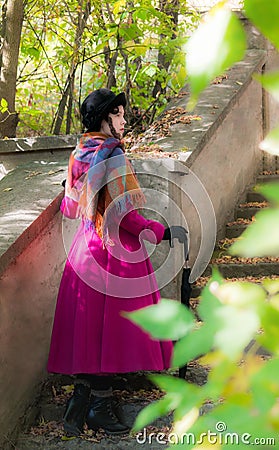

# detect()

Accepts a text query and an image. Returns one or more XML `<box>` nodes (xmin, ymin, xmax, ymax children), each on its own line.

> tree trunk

<box><xmin>105</xmin><ymin>47</ymin><xmax>118</xmax><ymax>89</ymax></box>
<box><xmin>152</xmin><ymin>0</ymin><xmax>179</xmax><ymax>98</ymax></box>
<box><xmin>66</xmin><ymin>75</ymin><xmax>75</xmax><ymax>134</ymax></box>
<box><xmin>104</xmin><ymin>3</ymin><xmax>117</xmax><ymax>89</ymax></box>
<box><xmin>0</xmin><ymin>0</ymin><xmax>24</xmax><ymax>138</ymax></box>
<box><xmin>52</xmin><ymin>0</ymin><xmax>91</xmax><ymax>135</ymax></box>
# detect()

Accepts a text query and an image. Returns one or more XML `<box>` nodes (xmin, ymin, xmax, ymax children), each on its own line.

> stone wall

<box><xmin>0</xmin><ymin>214</ymin><xmax>64</xmax><ymax>449</ymax></box>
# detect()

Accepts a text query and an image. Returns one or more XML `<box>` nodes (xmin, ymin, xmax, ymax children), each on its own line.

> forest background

<box><xmin>0</xmin><ymin>0</ymin><xmax>201</xmax><ymax>139</ymax></box>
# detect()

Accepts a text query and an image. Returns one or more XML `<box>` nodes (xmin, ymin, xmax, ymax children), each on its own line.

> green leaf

<box><xmin>262</xmin><ymin>278</ymin><xmax>279</xmax><ymax>295</ymax></box>
<box><xmin>133</xmin><ymin>376</ymin><xmax>202</xmax><ymax>433</ymax></box>
<box><xmin>142</xmin><ymin>64</ymin><xmax>158</xmax><ymax>78</ymax></box>
<box><xmin>133</xmin><ymin>44</ymin><xmax>147</xmax><ymax>57</ymax></box>
<box><xmin>176</xmin><ymin>65</ymin><xmax>187</xmax><ymax>88</ymax></box>
<box><xmin>254</xmin><ymin>71</ymin><xmax>279</xmax><ymax>102</ymax></box>
<box><xmin>200</xmin><ymin>281</ymin><xmax>264</xmax><ymax>359</ymax></box>
<box><xmin>190</xmin><ymin>402</ymin><xmax>275</xmax><ymax>440</ymax></box>
<box><xmin>258</xmin><ymin>304</ymin><xmax>279</xmax><ymax>354</ymax></box>
<box><xmin>172</xmin><ymin>325</ymin><xmax>214</xmax><ymax>367</ymax></box>
<box><xmin>124</xmin><ymin>298</ymin><xmax>195</xmax><ymax>341</ymax></box>
<box><xmin>151</xmin><ymin>374</ymin><xmax>202</xmax><ymax>420</ymax></box>
<box><xmin>113</xmin><ymin>0</ymin><xmax>126</xmax><ymax>15</ymax></box>
<box><xmin>150</xmin><ymin>373</ymin><xmax>191</xmax><ymax>393</ymax></box>
<box><xmin>255</xmin><ymin>182</ymin><xmax>279</xmax><ymax>205</ymax></box>
<box><xmin>198</xmin><ymin>276</ymin><xmax>223</xmax><ymax>329</ymax></box>
<box><xmin>185</xmin><ymin>5</ymin><xmax>246</xmax><ymax>108</ymax></box>
<box><xmin>244</xmin><ymin>0</ymin><xmax>279</xmax><ymax>51</ymax></box>
<box><xmin>21</xmin><ymin>45</ymin><xmax>40</xmax><ymax>59</ymax></box>
<box><xmin>214</xmin><ymin>301</ymin><xmax>260</xmax><ymax>358</ymax></box>
<box><xmin>250</xmin><ymin>358</ymin><xmax>279</xmax><ymax>413</ymax></box>
<box><xmin>213</xmin><ymin>281</ymin><xmax>266</xmax><ymax>308</ymax></box>
<box><xmin>259</xmin><ymin>127</ymin><xmax>279</xmax><ymax>156</ymax></box>
<box><xmin>0</xmin><ymin>97</ymin><xmax>8</xmax><ymax>113</ymax></box>
<box><xmin>206</xmin><ymin>358</ymin><xmax>237</xmax><ymax>400</ymax></box>
<box><xmin>28</xmin><ymin>46</ymin><xmax>40</xmax><ymax>59</ymax></box>
<box><xmin>230</xmin><ymin>208</ymin><xmax>279</xmax><ymax>256</ymax></box>
<box><xmin>120</xmin><ymin>23</ymin><xmax>142</xmax><ymax>40</ymax></box>
<box><xmin>197</xmin><ymin>268</ymin><xmax>224</xmax><ymax>323</ymax></box>
<box><xmin>133</xmin><ymin>7</ymin><xmax>156</xmax><ymax>22</ymax></box>
<box><xmin>132</xmin><ymin>396</ymin><xmax>173</xmax><ymax>432</ymax></box>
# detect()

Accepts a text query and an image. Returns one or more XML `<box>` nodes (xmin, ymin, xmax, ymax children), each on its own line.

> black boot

<box><xmin>63</xmin><ymin>381</ymin><xmax>91</xmax><ymax>436</ymax></box>
<box><xmin>86</xmin><ymin>395</ymin><xmax>130</xmax><ymax>435</ymax></box>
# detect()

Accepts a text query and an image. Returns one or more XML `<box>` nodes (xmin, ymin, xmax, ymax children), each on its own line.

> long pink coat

<box><xmin>47</xmin><ymin>207</ymin><xmax>173</xmax><ymax>375</ymax></box>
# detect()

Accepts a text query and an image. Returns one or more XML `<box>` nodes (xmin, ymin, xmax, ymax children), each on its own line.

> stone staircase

<box><xmin>15</xmin><ymin>172</ymin><xmax>279</xmax><ymax>450</ymax></box>
<box><xmin>192</xmin><ymin>172</ymin><xmax>279</xmax><ymax>297</ymax></box>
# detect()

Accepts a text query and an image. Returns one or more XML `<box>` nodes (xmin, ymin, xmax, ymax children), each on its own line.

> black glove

<box><xmin>162</xmin><ymin>226</ymin><xmax>189</xmax><ymax>260</ymax></box>
<box><xmin>162</xmin><ymin>226</ymin><xmax>188</xmax><ymax>247</ymax></box>
<box><xmin>162</xmin><ymin>227</ymin><xmax>171</xmax><ymax>242</ymax></box>
<box><xmin>61</xmin><ymin>179</ymin><xmax>66</xmax><ymax>187</ymax></box>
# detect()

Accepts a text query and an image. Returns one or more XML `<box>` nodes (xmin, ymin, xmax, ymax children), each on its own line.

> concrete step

<box><xmin>246</xmin><ymin>190</ymin><xmax>266</xmax><ymax>202</ymax></box>
<box><xmin>257</xmin><ymin>173</ymin><xmax>279</xmax><ymax>183</ymax></box>
<box><xmin>16</xmin><ymin>373</ymin><xmax>170</xmax><ymax>450</ymax></box>
<box><xmin>196</xmin><ymin>170</ymin><xmax>279</xmax><ymax>291</ymax></box>
<box><xmin>202</xmin><ymin>260</ymin><xmax>279</xmax><ymax>278</ymax></box>
<box><xmin>225</xmin><ymin>222</ymin><xmax>250</xmax><ymax>238</ymax></box>
<box><xmin>16</xmin><ymin>403</ymin><xmax>171</xmax><ymax>450</ymax></box>
<box><xmin>16</xmin><ymin>368</ymin><xmax>209</xmax><ymax>450</ymax></box>
<box><xmin>236</xmin><ymin>204</ymin><xmax>266</xmax><ymax>220</ymax></box>
<box><xmin>245</xmin><ymin>172</ymin><xmax>279</xmax><ymax>202</ymax></box>
<box><xmin>192</xmin><ymin>274</ymin><xmax>279</xmax><ymax>298</ymax></box>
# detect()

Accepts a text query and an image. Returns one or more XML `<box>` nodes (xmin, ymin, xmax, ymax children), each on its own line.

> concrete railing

<box><xmin>1</xmin><ymin>32</ymin><xmax>279</xmax><ymax>449</ymax></box>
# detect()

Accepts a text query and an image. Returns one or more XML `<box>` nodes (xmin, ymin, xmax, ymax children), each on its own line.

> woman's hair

<box><xmin>106</xmin><ymin>106</ymin><xmax>123</xmax><ymax>139</ymax></box>
<box><xmin>103</xmin><ymin>106</ymin><xmax>120</xmax><ymax>122</ymax></box>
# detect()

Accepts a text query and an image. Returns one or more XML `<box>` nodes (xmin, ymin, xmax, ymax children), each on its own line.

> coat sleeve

<box><xmin>119</xmin><ymin>209</ymin><xmax>165</xmax><ymax>244</ymax></box>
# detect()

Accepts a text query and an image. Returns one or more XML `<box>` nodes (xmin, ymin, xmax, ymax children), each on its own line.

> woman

<box><xmin>47</xmin><ymin>88</ymin><xmax>173</xmax><ymax>436</ymax></box>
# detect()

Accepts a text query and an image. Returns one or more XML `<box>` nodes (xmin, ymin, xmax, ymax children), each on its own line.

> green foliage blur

<box><xmin>126</xmin><ymin>0</ymin><xmax>279</xmax><ymax>447</ymax></box>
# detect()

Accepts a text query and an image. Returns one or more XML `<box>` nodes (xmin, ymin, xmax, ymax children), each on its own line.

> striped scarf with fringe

<box><xmin>64</xmin><ymin>134</ymin><xmax>145</xmax><ymax>244</ymax></box>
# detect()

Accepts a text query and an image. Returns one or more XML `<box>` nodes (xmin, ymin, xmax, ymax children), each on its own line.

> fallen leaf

<box><xmin>47</xmin><ymin>169</ymin><xmax>64</xmax><ymax>175</ymax></box>
<box><xmin>212</xmin><ymin>74</ymin><xmax>228</xmax><ymax>84</ymax></box>
<box><xmin>125</xmin><ymin>107</ymin><xmax>202</xmax><ymax>154</ymax></box>
<box><xmin>61</xmin><ymin>384</ymin><xmax>74</xmax><ymax>394</ymax></box>
<box><xmin>239</xmin><ymin>201</ymin><xmax>268</xmax><ymax>209</ymax></box>
<box><xmin>24</xmin><ymin>171</ymin><xmax>43</xmax><ymax>180</ymax></box>
<box><xmin>227</xmin><ymin>218</ymin><xmax>253</xmax><ymax>226</ymax></box>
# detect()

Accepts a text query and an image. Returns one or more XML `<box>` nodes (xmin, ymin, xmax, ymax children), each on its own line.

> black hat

<box><xmin>80</xmin><ymin>88</ymin><xmax>126</xmax><ymax>131</ymax></box>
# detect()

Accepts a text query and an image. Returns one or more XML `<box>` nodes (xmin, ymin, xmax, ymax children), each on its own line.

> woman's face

<box><xmin>100</xmin><ymin>105</ymin><xmax>126</xmax><ymax>139</ymax></box>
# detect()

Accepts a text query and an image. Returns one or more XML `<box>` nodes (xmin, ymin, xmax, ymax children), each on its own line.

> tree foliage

<box><xmin>7</xmin><ymin>0</ymin><xmax>199</xmax><ymax>137</ymax></box>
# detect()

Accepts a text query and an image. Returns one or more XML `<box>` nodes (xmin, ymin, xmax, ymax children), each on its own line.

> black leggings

<box><xmin>76</xmin><ymin>373</ymin><xmax>113</xmax><ymax>390</ymax></box>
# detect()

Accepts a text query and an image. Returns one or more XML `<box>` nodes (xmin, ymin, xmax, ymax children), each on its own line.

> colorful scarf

<box><xmin>63</xmin><ymin>133</ymin><xmax>145</xmax><ymax>244</ymax></box>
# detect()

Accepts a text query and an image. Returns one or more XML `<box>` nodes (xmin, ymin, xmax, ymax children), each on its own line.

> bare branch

<box><xmin>26</xmin><ymin>19</ymin><xmax>63</xmax><ymax>93</ymax></box>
